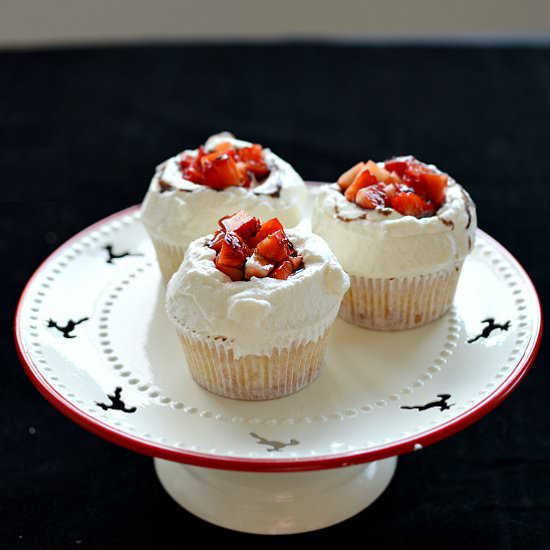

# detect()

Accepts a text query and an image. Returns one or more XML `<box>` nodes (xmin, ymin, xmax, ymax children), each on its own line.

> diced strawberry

<box><xmin>213</xmin><ymin>141</ymin><xmax>237</xmax><ymax>156</ymax></box>
<box><xmin>256</xmin><ymin>230</ymin><xmax>291</xmax><ymax>262</ymax></box>
<box><xmin>247</xmin><ymin>217</ymin><xmax>284</xmax><ymax>247</ymax></box>
<box><xmin>355</xmin><ymin>184</ymin><xmax>387</xmax><ymax>209</ymax></box>
<box><xmin>391</xmin><ymin>192</ymin><xmax>435</xmax><ymax>218</ymax></box>
<box><xmin>289</xmin><ymin>255</ymin><xmax>303</xmax><ymax>271</ymax></box>
<box><xmin>214</xmin><ymin>256</ymin><xmax>243</xmax><ymax>281</ymax></box>
<box><xmin>219</xmin><ymin>211</ymin><xmax>261</xmax><ymax>240</ymax></box>
<box><xmin>269</xmin><ymin>260</ymin><xmax>294</xmax><ymax>280</ymax></box>
<box><xmin>182</xmin><ymin>164</ymin><xmax>203</xmax><ymax>183</ymax></box>
<box><xmin>209</xmin><ymin>229</ymin><xmax>225</xmax><ymax>252</ymax></box>
<box><xmin>201</xmin><ymin>154</ymin><xmax>244</xmax><ymax>189</ymax></box>
<box><xmin>244</xmin><ymin>252</ymin><xmax>274</xmax><ymax>280</ymax></box>
<box><xmin>217</xmin><ymin>233</ymin><xmax>249</xmax><ymax>269</ymax></box>
<box><xmin>344</xmin><ymin>169</ymin><xmax>378</xmax><ymax>201</ymax></box>
<box><xmin>418</xmin><ymin>172</ymin><xmax>448</xmax><ymax>207</ymax></box>
<box><xmin>384</xmin><ymin>183</ymin><xmax>399</xmax><ymax>203</ymax></box>
<box><xmin>236</xmin><ymin>161</ymin><xmax>252</xmax><ymax>187</ymax></box>
<box><xmin>384</xmin><ymin>156</ymin><xmax>416</xmax><ymax>177</ymax></box>
<box><xmin>364</xmin><ymin>160</ymin><xmax>392</xmax><ymax>184</ymax></box>
<box><xmin>337</xmin><ymin>162</ymin><xmax>365</xmax><ymax>190</ymax></box>
<box><xmin>238</xmin><ymin>144</ymin><xmax>270</xmax><ymax>177</ymax></box>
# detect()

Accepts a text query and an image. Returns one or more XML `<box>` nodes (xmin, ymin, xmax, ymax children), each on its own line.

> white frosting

<box><xmin>165</xmin><ymin>228</ymin><xmax>350</xmax><ymax>358</ymax></box>
<box><xmin>311</xmin><ymin>168</ymin><xmax>477</xmax><ymax>279</ymax></box>
<box><xmin>140</xmin><ymin>133</ymin><xmax>308</xmax><ymax>249</ymax></box>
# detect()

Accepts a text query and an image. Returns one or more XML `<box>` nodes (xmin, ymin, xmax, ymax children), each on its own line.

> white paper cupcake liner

<box><xmin>148</xmin><ymin>236</ymin><xmax>189</xmax><ymax>283</ymax></box>
<box><xmin>339</xmin><ymin>262</ymin><xmax>463</xmax><ymax>330</ymax></box>
<box><xmin>176</xmin><ymin>329</ymin><xmax>330</xmax><ymax>401</ymax></box>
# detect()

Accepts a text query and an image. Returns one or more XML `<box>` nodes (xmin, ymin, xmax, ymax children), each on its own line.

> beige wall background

<box><xmin>2</xmin><ymin>0</ymin><xmax>550</xmax><ymax>47</ymax></box>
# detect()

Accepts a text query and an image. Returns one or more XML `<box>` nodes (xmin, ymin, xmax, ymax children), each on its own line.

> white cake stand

<box><xmin>15</xmin><ymin>189</ymin><xmax>542</xmax><ymax>534</ymax></box>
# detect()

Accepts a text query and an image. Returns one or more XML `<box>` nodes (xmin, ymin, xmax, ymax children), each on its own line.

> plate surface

<box><xmin>15</xmin><ymin>190</ymin><xmax>542</xmax><ymax>472</ymax></box>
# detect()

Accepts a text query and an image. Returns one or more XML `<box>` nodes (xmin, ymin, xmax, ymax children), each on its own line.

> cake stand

<box><xmin>15</xmin><ymin>188</ymin><xmax>542</xmax><ymax>534</ymax></box>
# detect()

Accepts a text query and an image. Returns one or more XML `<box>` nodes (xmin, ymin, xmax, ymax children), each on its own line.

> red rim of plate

<box><xmin>14</xmin><ymin>200</ymin><xmax>543</xmax><ymax>473</ymax></box>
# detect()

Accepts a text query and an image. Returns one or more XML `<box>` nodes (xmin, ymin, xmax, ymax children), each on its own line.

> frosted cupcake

<box><xmin>166</xmin><ymin>211</ymin><xmax>349</xmax><ymax>400</ymax></box>
<box><xmin>312</xmin><ymin>156</ymin><xmax>477</xmax><ymax>330</ymax></box>
<box><xmin>141</xmin><ymin>132</ymin><xmax>308</xmax><ymax>282</ymax></box>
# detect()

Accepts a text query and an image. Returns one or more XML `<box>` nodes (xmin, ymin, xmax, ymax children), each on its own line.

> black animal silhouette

<box><xmin>47</xmin><ymin>317</ymin><xmax>89</xmax><ymax>338</ymax></box>
<box><xmin>250</xmin><ymin>432</ymin><xmax>299</xmax><ymax>452</ymax></box>
<box><xmin>401</xmin><ymin>394</ymin><xmax>453</xmax><ymax>412</ymax></box>
<box><xmin>468</xmin><ymin>318</ymin><xmax>511</xmax><ymax>343</ymax></box>
<box><xmin>104</xmin><ymin>245</ymin><xmax>143</xmax><ymax>264</ymax></box>
<box><xmin>96</xmin><ymin>387</ymin><xmax>136</xmax><ymax>413</ymax></box>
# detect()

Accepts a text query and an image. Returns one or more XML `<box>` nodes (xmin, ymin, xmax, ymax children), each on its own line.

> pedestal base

<box><xmin>154</xmin><ymin>457</ymin><xmax>397</xmax><ymax>534</ymax></box>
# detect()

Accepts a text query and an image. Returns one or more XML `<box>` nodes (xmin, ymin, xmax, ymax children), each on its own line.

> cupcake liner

<box><xmin>149</xmin><ymin>236</ymin><xmax>189</xmax><ymax>283</ymax></box>
<box><xmin>339</xmin><ymin>262</ymin><xmax>463</xmax><ymax>331</ymax></box>
<box><xmin>176</xmin><ymin>329</ymin><xmax>330</xmax><ymax>401</ymax></box>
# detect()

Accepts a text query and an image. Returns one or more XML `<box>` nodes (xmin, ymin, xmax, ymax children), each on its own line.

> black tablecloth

<box><xmin>1</xmin><ymin>43</ymin><xmax>548</xmax><ymax>549</ymax></box>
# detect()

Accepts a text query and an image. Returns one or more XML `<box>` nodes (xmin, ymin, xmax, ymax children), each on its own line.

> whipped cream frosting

<box><xmin>141</xmin><ymin>133</ymin><xmax>308</xmax><ymax>247</ymax></box>
<box><xmin>311</xmin><ymin>167</ymin><xmax>477</xmax><ymax>279</ymax></box>
<box><xmin>165</xmin><ymin>228</ymin><xmax>350</xmax><ymax>358</ymax></box>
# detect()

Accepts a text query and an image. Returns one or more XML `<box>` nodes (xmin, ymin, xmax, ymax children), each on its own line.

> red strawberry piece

<box><xmin>384</xmin><ymin>156</ymin><xmax>417</xmax><ymax>177</ymax></box>
<box><xmin>201</xmin><ymin>154</ymin><xmax>244</xmax><ymax>189</ymax></box>
<box><xmin>256</xmin><ymin>229</ymin><xmax>292</xmax><ymax>263</ymax></box>
<box><xmin>244</xmin><ymin>252</ymin><xmax>274</xmax><ymax>280</ymax></box>
<box><xmin>384</xmin><ymin>182</ymin><xmax>399</xmax><ymax>203</ymax></box>
<box><xmin>209</xmin><ymin>229</ymin><xmax>225</xmax><ymax>252</ymax></box>
<box><xmin>219</xmin><ymin>211</ymin><xmax>261</xmax><ymax>241</ymax></box>
<box><xmin>364</xmin><ymin>160</ymin><xmax>392</xmax><ymax>183</ymax></box>
<box><xmin>182</xmin><ymin>165</ymin><xmax>203</xmax><ymax>183</ymax></box>
<box><xmin>391</xmin><ymin>192</ymin><xmax>435</xmax><ymax>218</ymax></box>
<box><xmin>269</xmin><ymin>260</ymin><xmax>294</xmax><ymax>280</ymax></box>
<box><xmin>418</xmin><ymin>172</ymin><xmax>448</xmax><ymax>207</ymax></box>
<box><xmin>337</xmin><ymin>162</ymin><xmax>365</xmax><ymax>190</ymax></box>
<box><xmin>289</xmin><ymin>255</ymin><xmax>303</xmax><ymax>271</ymax></box>
<box><xmin>236</xmin><ymin>161</ymin><xmax>252</xmax><ymax>187</ymax></box>
<box><xmin>355</xmin><ymin>184</ymin><xmax>387</xmax><ymax>209</ymax></box>
<box><xmin>247</xmin><ymin>217</ymin><xmax>284</xmax><ymax>247</ymax></box>
<box><xmin>217</xmin><ymin>233</ymin><xmax>250</xmax><ymax>268</ymax></box>
<box><xmin>344</xmin><ymin>169</ymin><xmax>378</xmax><ymax>201</ymax></box>
<box><xmin>214</xmin><ymin>256</ymin><xmax>244</xmax><ymax>281</ymax></box>
<box><xmin>238</xmin><ymin>144</ymin><xmax>270</xmax><ymax>177</ymax></box>
<box><xmin>213</xmin><ymin>141</ymin><xmax>237</xmax><ymax>156</ymax></box>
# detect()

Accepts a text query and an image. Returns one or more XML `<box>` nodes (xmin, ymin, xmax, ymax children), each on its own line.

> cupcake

<box><xmin>141</xmin><ymin>132</ymin><xmax>308</xmax><ymax>282</ymax></box>
<box><xmin>166</xmin><ymin>211</ymin><xmax>349</xmax><ymax>400</ymax></box>
<box><xmin>312</xmin><ymin>156</ymin><xmax>477</xmax><ymax>330</ymax></box>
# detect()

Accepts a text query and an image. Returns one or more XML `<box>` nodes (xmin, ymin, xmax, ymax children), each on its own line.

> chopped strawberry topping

<box><xmin>214</xmin><ymin>257</ymin><xmax>244</xmax><ymax>281</ymax></box>
<box><xmin>337</xmin><ymin>162</ymin><xmax>365</xmax><ymax>190</ymax></box>
<box><xmin>338</xmin><ymin>156</ymin><xmax>449</xmax><ymax>218</ymax></box>
<box><xmin>238</xmin><ymin>144</ymin><xmax>270</xmax><ymax>178</ymax></box>
<box><xmin>418</xmin><ymin>172</ymin><xmax>448</xmax><ymax>207</ymax></box>
<box><xmin>256</xmin><ymin>230</ymin><xmax>292</xmax><ymax>263</ymax></box>
<box><xmin>270</xmin><ymin>260</ymin><xmax>294</xmax><ymax>280</ymax></box>
<box><xmin>344</xmin><ymin>169</ymin><xmax>378</xmax><ymax>201</ymax></box>
<box><xmin>384</xmin><ymin>156</ymin><xmax>416</xmax><ymax>177</ymax></box>
<box><xmin>209</xmin><ymin>229</ymin><xmax>225</xmax><ymax>252</ymax></box>
<box><xmin>209</xmin><ymin>212</ymin><xmax>302</xmax><ymax>282</ymax></box>
<box><xmin>390</xmin><ymin>192</ymin><xmax>435</xmax><ymax>218</ymax></box>
<box><xmin>218</xmin><ymin>233</ymin><xmax>249</xmax><ymax>269</ymax></box>
<box><xmin>356</xmin><ymin>184</ymin><xmax>386</xmax><ymax>209</ymax></box>
<box><xmin>248</xmin><ymin>217</ymin><xmax>284</xmax><ymax>247</ymax></box>
<box><xmin>177</xmin><ymin>140</ymin><xmax>271</xmax><ymax>190</ymax></box>
<box><xmin>219</xmin><ymin>210</ymin><xmax>261</xmax><ymax>240</ymax></box>
<box><xmin>201</xmin><ymin>154</ymin><xmax>243</xmax><ymax>189</ymax></box>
